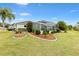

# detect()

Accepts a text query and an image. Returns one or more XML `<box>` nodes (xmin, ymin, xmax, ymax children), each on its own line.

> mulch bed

<box><xmin>30</xmin><ymin>32</ymin><xmax>56</xmax><ymax>40</ymax></box>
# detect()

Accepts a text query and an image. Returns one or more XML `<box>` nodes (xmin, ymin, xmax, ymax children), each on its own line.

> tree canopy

<box><xmin>0</xmin><ymin>8</ymin><xmax>15</xmax><ymax>31</ymax></box>
<box><xmin>57</xmin><ymin>21</ymin><xmax>67</xmax><ymax>32</ymax></box>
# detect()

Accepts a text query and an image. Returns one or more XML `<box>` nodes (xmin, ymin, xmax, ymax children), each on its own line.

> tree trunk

<box><xmin>2</xmin><ymin>23</ymin><xmax>5</xmax><ymax>32</ymax></box>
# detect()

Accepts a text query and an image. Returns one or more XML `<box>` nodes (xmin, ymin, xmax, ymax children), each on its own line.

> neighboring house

<box><xmin>9</xmin><ymin>20</ymin><xmax>58</xmax><ymax>31</ymax></box>
<box><xmin>9</xmin><ymin>21</ymin><xmax>28</xmax><ymax>29</ymax></box>
<box><xmin>75</xmin><ymin>22</ymin><xmax>79</xmax><ymax>30</ymax></box>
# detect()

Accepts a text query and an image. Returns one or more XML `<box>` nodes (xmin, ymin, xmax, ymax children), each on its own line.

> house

<box><xmin>33</xmin><ymin>20</ymin><xmax>58</xmax><ymax>31</ymax></box>
<box><xmin>9</xmin><ymin>20</ymin><xmax>58</xmax><ymax>31</ymax></box>
<box><xmin>75</xmin><ymin>22</ymin><xmax>79</xmax><ymax>30</ymax></box>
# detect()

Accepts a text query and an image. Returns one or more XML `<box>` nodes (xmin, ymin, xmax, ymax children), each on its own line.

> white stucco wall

<box><xmin>16</xmin><ymin>24</ymin><xmax>25</xmax><ymax>28</ymax></box>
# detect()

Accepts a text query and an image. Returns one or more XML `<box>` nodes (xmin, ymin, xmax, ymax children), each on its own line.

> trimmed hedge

<box><xmin>17</xmin><ymin>28</ymin><xmax>26</xmax><ymax>32</ymax></box>
<box><xmin>57</xmin><ymin>29</ymin><xmax>61</xmax><ymax>33</ymax></box>
<box><xmin>51</xmin><ymin>29</ymin><xmax>61</xmax><ymax>34</ymax></box>
<box><xmin>7</xmin><ymin>28</ymin><xmax>15</xmax><ymax>31</ymax></box>
<box><xmin>15</xmin><ymin>29</ymin><xmax>22</xmax><ymax>34</ymax></box>
<box><xmin>35</xmin><ymin>30</ymin><xmax>40</xmax><ymax>35</ymax></box>
<box><xmin>43</xmin><ymin>30</ymin><xmax>49</xmax><ymax>35</ymax></box>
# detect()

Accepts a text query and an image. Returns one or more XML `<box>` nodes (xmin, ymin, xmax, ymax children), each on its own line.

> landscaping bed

<box><xmin>29</xmin><ymin>32</ymin><xmax>56</xmax><ymax>40</ymax></box>
<box><xmin>14</xmin><ymin>32</ymin><xmax>25</xmax><ymax>39</ymax></box>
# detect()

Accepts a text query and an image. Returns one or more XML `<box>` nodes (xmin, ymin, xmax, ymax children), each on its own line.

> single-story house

<box><xmin>33</xmin><ymin>20</ymin><xmax>58</xmax><ymax>31</ymax></box>
<box><xmin>9</xmin><ymin>21</ymin><xmax>28</xmax><ymax>29</ymax></box>
<box><xmin>9</xmin><ymin>20</ymin><xmax>58</xmax><ymax>31</ymax></box>
<box><xmin>75</xmin><ymin>22</ymin><xmax>79</xmax><ymax>30</ymax></box>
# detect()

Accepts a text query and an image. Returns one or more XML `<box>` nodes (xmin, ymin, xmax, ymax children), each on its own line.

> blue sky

<box><xmin>0</xmin><ymin>3</ymin><xmax>79</xmax><ymax>25</ymax></box>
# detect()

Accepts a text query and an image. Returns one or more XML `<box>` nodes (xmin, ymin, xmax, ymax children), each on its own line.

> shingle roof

<box><xmin>14</xmin><ymin>21</ymin><xmax>29</xmax><ymax>25</ymax></box>
<box><xmin>37</xmin><ymin>20</ymin><xmax>56</xmax><ymax>26</ymax></box>
<box><xmin>13</xmin><ymin>20</ymin><xmax>56</xmax><ymax>26</ymax></box>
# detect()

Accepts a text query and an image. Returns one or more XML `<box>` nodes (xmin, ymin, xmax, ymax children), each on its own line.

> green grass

<box><xmin>0</xmin><ymin>30</ymin><xmax>79</xmax><ymax>55</ymax></box>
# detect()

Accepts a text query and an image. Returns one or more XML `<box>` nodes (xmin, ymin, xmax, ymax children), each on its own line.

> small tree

<box><xmin>0</xmin><ymin>8</ymin><xmax>15</xmax><ymax>31</ymax></box>
<box><xmin>57</xmin><ymin>21</ymin><xmax>67</xmax><ymax>32</ymax></box>
<box><xmin>68</xmin><ymin>25</ymin><xmax>73</xmax><ymax>30</ymax></box>
<box><xmin>26</xmin><ymin>21</ymin><xmax>33</xmax><ymax>32</ymax></box>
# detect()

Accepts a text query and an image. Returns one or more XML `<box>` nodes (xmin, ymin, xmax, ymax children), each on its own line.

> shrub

<box><xmin>57</xmin><ymin>29</ymin><xmax>61</xmax><ymax>33</ymax></box>
<box><xmin>7</xmin><ymin>28</ymin><xmax>12</xmax><ymax>31</ymax></box>
<box><xmin>43</xmin><ymin>30</ymin><xmax>49</xmax><ymax>37</ymax></box>
<box><xmin>43</xmin><ymin>30</ymin><xmax>49</xmax><ymax>34</ymax></box>
<box><xmin>15</xmin><ymin>29</ymin><xmax>22</xmax><ymax>34</ymax></box>
<box><xmin>64</xmin><ymin>29</ymin><xmax>67</xmax><ymax>33</ymax></box>
<box><xmin>68</xmin><ymin>25</ymin><xmax>73</xmax><ymax>30</ymax></box>
<box><xmin>7</xmin><ymin>28</ymin><xmax>15</xmax><ymax>31</ymax></box>
<box><xmin>32</xmin><ymin>29</ymin><xmax>35</xmax><ymax>32</ymax></box>
<box><xmin>51</xmin><ymin>30</ymin><xmax>57</xmax><ymax>33</ymax></box>
<box><xmin>51</xmin><ymin>29</ymin><xmax>61</xmax><ymax>34</ymax></box>
<box><xmin>47</xmin><ymin>30</ymin><xmax>49</xmax><ymax>34</ymax></box>
<box><xmin>35</xmin><ymin>30</ymin><xmax>40</xmax><ymax>35</ymax></box>
<box><xmin>17</xmin><ymin>28</ymin><xmax>26</xmax><ymax>32</ymax></box>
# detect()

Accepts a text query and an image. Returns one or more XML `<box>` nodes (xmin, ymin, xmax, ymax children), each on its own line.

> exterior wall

<box><xmin>41</xmin><ymin>24</ymin><xmax>47</xmax><ymax>30</ymax></box>
<box><xmin>47</xmin><ymin>25</ymin><xmax>57</xmax><ymax>31</ymax></box>
<box><xmin>9</xmin><ymin>24</ymin><xmax>25</xmax><ymax>29</ymax></box>
<box><xmin>9</xmin><ymin>24</ymin><xmax>16</xmax><ymax>29</ymax></box>
<box><xmin>47</xmin><ymin>26</ymin><xmax>52</xmax><ymax>30</ymax></box>
<box><xmin>33</xmin><ymin>23</ymin><xmax>48</xmax><ymax>31</ymax></box>
<box><xmin>33</xmin><ymin>22</ymin><xmax>58</xmax><ymax>31</ymax></box>
<box><xmin>16</xmin><ymin>24</ymin><xmax>25</xmax><ymax>29</ymax></box>
<box><xmin>75</xmin><ymin>24</ymin><xmax>79</xmax><ymax>30</ymax></box>
<box><xmin>33</xmin><ymin>22</ymin><xmax>41</xmax><ymax>30</ymax></box>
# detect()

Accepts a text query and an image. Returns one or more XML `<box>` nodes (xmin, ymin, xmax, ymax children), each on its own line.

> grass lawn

<box><xmin>0</xmin><ymin>30</ymin><xmax>79</xmax><ymax>55</ymax></box>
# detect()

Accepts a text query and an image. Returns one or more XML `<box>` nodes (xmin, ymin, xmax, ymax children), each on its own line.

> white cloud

<box><xmin>70</xmin><ymin>10</ymin><xmax>77</xmax><ymax>13</ymax></box>
<box><xmin>20</xmin><ymin>13</ymin><xmax>30</xmax><ymax>16</ymax></box>
<box><xmin>16</xmin><ymin>3</ymin><xmax>28</xmax><ymax>6</ymax></box>
<box><xmin>52</xmin><ymin>17</ymin><xmax>57</xmax><ymax>19</ymax></box>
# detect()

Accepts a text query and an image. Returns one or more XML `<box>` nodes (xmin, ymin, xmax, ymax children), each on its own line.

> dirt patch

<box><xmin>28</xmin><ymin>41</ymin><xmax>40</xmax><ymax>46</ymax></box>
<box><xmin>14</xmin><ymin>33</ymin><xmax>25</xmax><ymax>39</ymax></box>
<box><xmin>34</xmin><ymin>42</ymin><xmax>40</xmax><ymax>46</ymax></box>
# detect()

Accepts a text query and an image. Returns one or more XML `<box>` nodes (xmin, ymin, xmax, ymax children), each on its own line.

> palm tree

<box><xmin>0</xmin><ymin>8</ymin><xmax>15</xmax><ymax>31</ymax></box>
